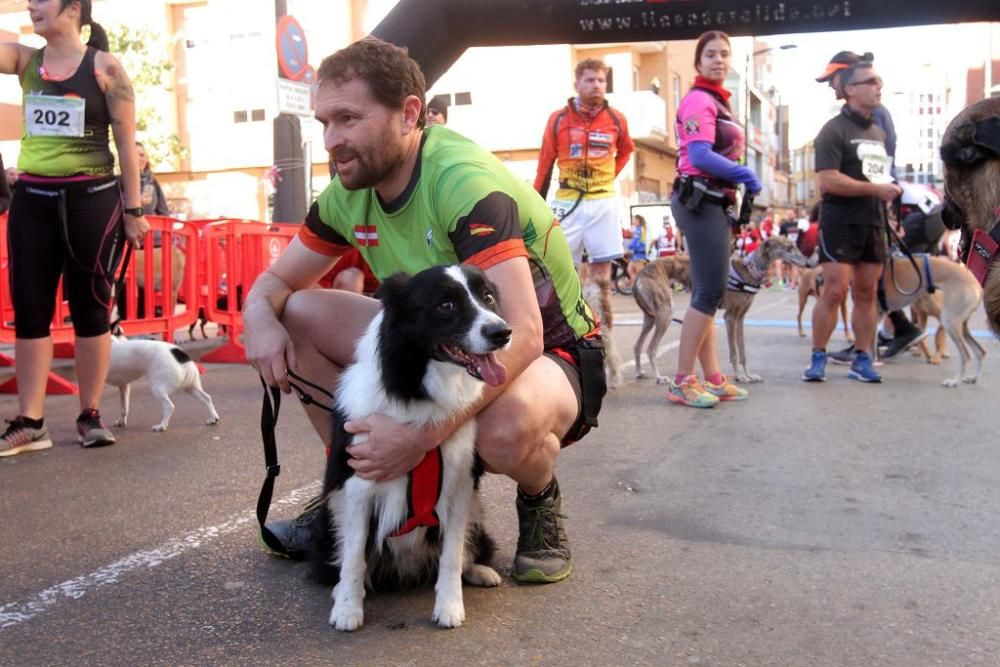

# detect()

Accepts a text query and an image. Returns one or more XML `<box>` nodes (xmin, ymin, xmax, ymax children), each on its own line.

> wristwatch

<box><xmin>124</xmin><ymin>206</ymin><xmax>145</xmax><ymax>217</ymax></box>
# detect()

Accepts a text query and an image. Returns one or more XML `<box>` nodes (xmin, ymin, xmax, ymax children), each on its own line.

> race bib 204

<box><xmin>855</xmin><ymin>140</ymin><xmax>893</xmax><ymax>184</ymax></box>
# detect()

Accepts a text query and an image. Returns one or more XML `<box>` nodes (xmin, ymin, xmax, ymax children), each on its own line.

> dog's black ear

<box><xmin>941</xmin><ymin>118</ymin><xmax>1000</xmax><ymax>167</ymax></box>
<box><xmin>374</xmin><ymin>272</ymin><xmax>411</xmax><ymax>307</ymax></box>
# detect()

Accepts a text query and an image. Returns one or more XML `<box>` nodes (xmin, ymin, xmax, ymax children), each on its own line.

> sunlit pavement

<box><xmin>2</xmin><ymin>289</ymin><xmax>999</xmax><ymax>666</ymax></box>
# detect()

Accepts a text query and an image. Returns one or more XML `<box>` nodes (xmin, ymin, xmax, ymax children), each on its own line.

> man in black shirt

<box><xmin>803</xmin><ymin>61</ymin><xmax>902</xmax><ymax>383</ymax></box>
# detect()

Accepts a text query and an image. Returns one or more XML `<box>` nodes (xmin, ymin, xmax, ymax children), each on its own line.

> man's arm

<box><xmin>816</xmin><ymin>170</ymin><xmax>901</xmax><ymax>202</ymax></box>
<box><xmin>344</xmin><ymin>255</ymin><xmax>543</xmax><ymax>482</ymax></box>
<box><xmin>614</xmin><ymin>110</ymin><xmax>635</xmax><ymax>177</ymax></box>
<box><xmin>243</xmin><ymin>237</ymin><xmax>343</xmax><ymax>391</ymax></box>
<box><xmin>534</xmin><ymin>112</ymin><xmax>559</xmax><ymax>199</ymax></box>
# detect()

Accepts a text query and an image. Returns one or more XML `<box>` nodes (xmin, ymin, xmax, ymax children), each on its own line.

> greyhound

<box><xmin>630</xmin><ymin>256</ymin><xmax>692</xmax><ymax>383</ymax></box>
<box><xmin>723</xmin><ymin>236</ymin><xmax>808</xmax><ymax>382</ymax></box>
<box><xmin>881</xmin><ymin>253</ymin><xmax>985</xmax><ymax>387</ymax></box>
<box><xmin>910</xmin><ymin>290</ymin><xmax>949</xmax><ymax>365</ymax></box>
<box><xmin>796</xmin><ymin>265</ymin><xmax>853</xmax><ymax>345</ymax></box>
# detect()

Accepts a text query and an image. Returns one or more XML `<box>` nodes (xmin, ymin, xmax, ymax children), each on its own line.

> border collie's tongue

<box><xmin>474</xmin><ymin>352</ymin><xmax>507</xmax><ymax>387</ymax></box>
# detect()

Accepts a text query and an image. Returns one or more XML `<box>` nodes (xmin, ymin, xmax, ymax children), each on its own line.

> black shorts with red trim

<box><xmin>544</xmin><ymin>335</ymin><xmax>606</xmax><ymax>446</ymax></box>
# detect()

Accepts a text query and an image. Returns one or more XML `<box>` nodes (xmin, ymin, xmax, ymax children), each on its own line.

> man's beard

<box><xmin>335</xmin><ymin>127</ymin><xmax>404</xmax><ymax>191</ymax></box>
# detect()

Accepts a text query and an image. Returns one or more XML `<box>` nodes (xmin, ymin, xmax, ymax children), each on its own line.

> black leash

<box><xmin>256</xmin><ymin>369</ymin><xmax>335</xmax><ymax>556</ymax></box>
<box><xmin>885</xmin><ymin>198</ymin><xmax>923</xmax><ymax>298</ymax></box>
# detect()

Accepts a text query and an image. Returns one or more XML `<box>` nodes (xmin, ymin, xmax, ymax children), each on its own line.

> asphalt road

<box><xmin>2</xmin><ymin>289</ymin><xmax>998</xmax><ymax>666</ymax></box>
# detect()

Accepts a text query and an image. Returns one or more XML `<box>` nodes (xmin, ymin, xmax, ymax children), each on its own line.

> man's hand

<box><xmin>243</xmin><ymin>303</ymin><xmax>297</xmax><ymax>393</ymax></box>
<box><xmin>344</xmin><ymin>414</ymin><xmax>440</xmax><ymax>482</ymax></box>
<box><xmin>874</xmin><ymin>182</ymin><xmax>903</xmax><ymax>203</ymax></box>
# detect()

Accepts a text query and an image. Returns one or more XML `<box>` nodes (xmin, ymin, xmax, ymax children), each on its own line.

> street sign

<box><xmin>275</xmin><ymin>14</ymin><xmax>308</xmax><ymax>81</ymax></box>
<box><xmin>276</xmin><ymin>78</ymin><xmax>313</xmax><ymax>117</ymax></box>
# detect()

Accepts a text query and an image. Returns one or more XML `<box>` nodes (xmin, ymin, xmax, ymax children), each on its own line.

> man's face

<box><xmin>5</xmin><ymin>167</ymin><xmax>16</xmax><ymax>187</ymax></box>
<box><xmin>842</xmin><ymin>66</ymin><xmax>883</xmax><ymax>111</ymax></box>
<box><xmin>426</xmin><ymin>106</ymin><xmax>446</xmax><ymax>126</ymax></box>
<box><xmin>314</xmin><ymin>78</ymin><xmax>407</xmax><ymax>191</ymax></box>
<box><xmin>574</xmin><ymin>68</ymin><xmax>607</xmax><ymax>106</ymax></box>
<box><xmin>828</xmin><ymin>71</ymin><xmax>846</xmax><ymax>101</ymax></box>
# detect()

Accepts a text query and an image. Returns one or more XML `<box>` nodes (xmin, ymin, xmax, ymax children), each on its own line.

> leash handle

<box><xmin>257</xmin><ymin>376</ymin><xmax>287</xmax><ymax>555</ymax></box>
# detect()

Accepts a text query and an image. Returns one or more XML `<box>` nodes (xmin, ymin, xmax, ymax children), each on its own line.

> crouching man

<box><xmin>242</xmin><ymin>38</ymin><xmax>605</xmax><ymax>583</ymax></box>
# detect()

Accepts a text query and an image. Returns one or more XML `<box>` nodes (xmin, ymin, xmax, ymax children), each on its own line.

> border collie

<box><xmin>312</xmin><ymin>265</ymin><xmax>511</xmax><ymax>631</ymax></box>
<box><xmin>106</xmin><ymin>332</ymin><xmax>220</xmax><ymax>432</ymax></box>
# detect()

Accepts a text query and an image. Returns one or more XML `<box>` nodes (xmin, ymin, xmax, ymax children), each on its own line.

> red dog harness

<box><xmin>391</xmin><ymin>448</ymin><xmax>444</xmax><ymax>537</ymax></box>
<box><xmin>965</xmin><ymin>206</ymin><xmax>1000</xmax><ymax>287</ymax></box>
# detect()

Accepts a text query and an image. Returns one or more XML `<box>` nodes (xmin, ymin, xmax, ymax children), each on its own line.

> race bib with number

<box><xmin>24</xmin><ymin>94</ymin><xmax>86</xmax><ymax>138</ymax></box>
<box><xmin>855</xmin><ymin>140</ymin><xmax>893</xmax><ymax>184</ymax></box>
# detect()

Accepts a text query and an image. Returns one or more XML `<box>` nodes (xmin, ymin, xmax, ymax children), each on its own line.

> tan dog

<box><xmin>796</xmin><ymin>266</ymin><xmax>853</xmax><ymax>344</ymax></box>
<box><xmin>910</xmin><ymin>291</ymin><xmax>949</xmax><ymax>365</ymax></box>
<box><xmin>882</xmin><ymin>253</ymin><xmax>985</xmax><ymax>387</ymax></box>
<box><xmin>631</xmin><ymin>256</ymin><xmax>692</xmax><ymax>383</ymax></box>
<box><xmin>723</xmin><ymin>237</ymin><xmax>808</xmax><ymax>382</ymax></box>
<box><xmin>135</xmin><ymin>245</ymin><xmax>186</xmax><ymax>305</ymax></box>
<box><xmin>940</xmin><ymin>97</ymin><xmax>1000</xmax><ymax>334</ymax></box>
<box><xmin>582</xmin><ymin>281</ymin><xmax>624</xmax><ymax>388</ymax></box>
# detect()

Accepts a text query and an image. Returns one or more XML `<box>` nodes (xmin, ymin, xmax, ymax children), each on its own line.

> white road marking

<box><xmin>0</xmin><ymin>481</ymin><xmax>322</xmax><ymax>630</ymax></box>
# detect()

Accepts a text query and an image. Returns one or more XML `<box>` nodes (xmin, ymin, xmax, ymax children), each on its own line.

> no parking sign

<box><xmin>276</xmin><ymin>15</ymin><xmax>308</xmax><ymax>81</ymax></box>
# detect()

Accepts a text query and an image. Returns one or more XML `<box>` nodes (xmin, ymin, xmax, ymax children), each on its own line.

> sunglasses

<box><xmin>427</xmin><ymin>108</ymin><xmax>443</xmax><ymax>115</ymax></box>
<box><xmin>846</xmin><ymin>76</ymin><xmax>882</xmax><ymax>87</ymax></box>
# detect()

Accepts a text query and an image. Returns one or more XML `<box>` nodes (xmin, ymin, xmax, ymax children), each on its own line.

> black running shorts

<box><xmin>818</xmin><ymin>224</ymin><xmax>886</xmax><ymax>265</ymax></box>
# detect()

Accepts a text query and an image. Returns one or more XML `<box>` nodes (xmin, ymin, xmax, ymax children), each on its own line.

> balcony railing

<box><xmin>608</xmin><ymin>90</ymin><xmax>668</xmax><ymax>144</ymax></box>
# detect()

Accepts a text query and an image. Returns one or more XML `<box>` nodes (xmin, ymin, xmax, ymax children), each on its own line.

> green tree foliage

<box><xmin>105</xmin><ymin>24</ymin><xmax>186</xmax><ymax>170</ymax></box>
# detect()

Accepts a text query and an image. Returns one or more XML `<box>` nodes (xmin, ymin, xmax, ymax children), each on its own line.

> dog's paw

<box><xmin>152</xmin><ymin>424</ymin><xmax>168</xmax><ymax>432</ymax></box>
<box><xmin>929</xmin><ymin>355</ymin><xmax>943</xmax><ymax>365</ymax></box>
<box><xmin>634</xmin><ymin>370</ymin><xmax>646</xmax><ymax>379</ymax></box>
<box><xmin>431</xmin><ymin>598</ymin><xmax>466</xmax><ymax>629</ymax></box>
<box><xmin>329</xmin><ymin>603</ymin><xmax>364</xmax><ymax>632</ymax></box>
<box><xmin>655</xmin><ymin>376</ymin><xmax>670</xmax><ymax>385</ymax></box>
<box><xmin>963</xmin><ymin>376</ymin><xmax>978</xmax><ymax>384</ymax></box>
<box><xmin>798</xmin><ymin>332</ymin><xmax>806</xmax><ymax>338</ymax></box>
<box><xmin>112</xmin><ymin>417</ymin><xmax>126</xmax><ymax>427</ymax></box>
<box><xmin>942</xmin><ymin>378</ymin><xmax>959</xmax><ymax>388</ymax></box>
<box><xmin>734</xmin><ymin>373</ymin><xmax>751</xmax><ymax>383</ymax></box>
<box><xmin>748</xmin><ymin>374</ymin><xmax>763</xmax><ymax>383</ymax></box>
<box><xmin>463</xmin><ymin>564</ymin><xmax>501</xmax><ymax>587</ymax></box>
<box><xmin>206</xmin><ymin>416</ymin><xmax>220</xmax><ymax>426</ymax></box>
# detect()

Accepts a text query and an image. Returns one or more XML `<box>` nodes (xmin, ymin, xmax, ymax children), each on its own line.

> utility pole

<box><xmin>272</xmin><ymin>0</ymin><xmax>307</xmax><ymax>223</ymax></box>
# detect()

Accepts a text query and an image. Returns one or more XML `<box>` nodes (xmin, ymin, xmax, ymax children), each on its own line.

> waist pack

<box><xmin>674</xmin><ymin>175</ymin><xmax>728</xmax><ymax>213</ymax></box>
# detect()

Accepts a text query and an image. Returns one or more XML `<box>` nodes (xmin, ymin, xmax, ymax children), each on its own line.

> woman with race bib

<box><xmin>667</xmin><ymin>31</ymin><xmax>761</xmax><ymax>409</ymax></box>
<box><xmin>0</xmin><ymin>0</ymin><xmax>149</xmax><ymax>456</ymax></box>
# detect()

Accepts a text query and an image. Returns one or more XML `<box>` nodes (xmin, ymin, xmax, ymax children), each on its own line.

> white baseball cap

<box><xmin>899</xmin><ymin>181</ymin><xmax>942</xmax><ymax>214</ymax></box>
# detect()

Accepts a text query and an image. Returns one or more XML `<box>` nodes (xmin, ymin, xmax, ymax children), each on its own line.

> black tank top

<box><xmin>18</xmin><ymin>47</ymin><xmax>114</xmax><ymax>177</ymax></box>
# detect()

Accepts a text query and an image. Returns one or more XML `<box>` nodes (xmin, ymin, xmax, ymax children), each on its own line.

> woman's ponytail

<box><xmin>86</xmin><ymin>20</ymin><xmax>109</xmax><ymax>52</ymax></box>
<box><xmin>61</xmin><ymin>0</ymin><xmax>108</xmax><ymax>51</ymax></box>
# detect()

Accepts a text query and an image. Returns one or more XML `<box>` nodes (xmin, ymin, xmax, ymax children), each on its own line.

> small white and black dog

<box><xmin>107</xmin><ymin>330</ymin><xmax>220</xmax><ymax>432</ymax></box>
<box><xmin>311</xmin><ymin>265</ymin><xmax>510</xmax><ymax>631</ymax></box>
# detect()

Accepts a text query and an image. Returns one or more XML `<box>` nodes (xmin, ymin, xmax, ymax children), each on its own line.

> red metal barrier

<box><xmin>114</xmin><ymin>215</ymin><xmax>201</xmax><ymax>342</ymax></box>
<box><xmin>0</xmin><ymin>215</ymin><xmax>201</xmax><ymax>394</ymax></box>
<box><xmin>200</xmin><ymin>220</ymin><xmax>297</xmax><ymax>363</ymax></box>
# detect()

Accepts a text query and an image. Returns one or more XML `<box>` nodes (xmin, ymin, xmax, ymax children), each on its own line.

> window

<box><xmin>454</xmin><ymin>91</ymin><xmax>472</xmax><ymax>105</ymax></box>
<box><xmin>233</xmin><ymin>110</ymin><xmax>248</xmax><ymax>123</ymax></box>
<box><xmin>672</xmin><ymin>74</ymin><xmax>681</xmax><ymax>106</ymax></box>
<box><xmin>606</xmin><ymin>68</ymin><xmax>614</xmax><ymax>94</ymax></box>
<box><xmin>251</xmin><ymin>109</ymin><xmax>265</xmax><ymax>122</ymax></box>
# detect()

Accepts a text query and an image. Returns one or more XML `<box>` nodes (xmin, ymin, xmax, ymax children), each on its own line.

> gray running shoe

<box><xmin>261</xmin><ymin>495</ymin><xmax>322</xmax><ymax>561</ymax></box>
<box><xmin>0</xmin><ymin>417</ymin><xmax>52</xmax><ymax>457</ymax></box>
<box><xmin>77</xmin><ymin>408</ymin><xmax>116</xmax><ymax>448</ymax></box>
<box><xmin>828</xmin><ymin>345</ymin><xmax>856</xmax><ymax>365</ymax></box>
<box><xmin>882</xmin><ymin>328</ymin><xmax>928</xmax><ymax>359</ymax></box>
<box><xmin>512</xmin><ymin>478</ymin><xmax>572</xmax><ymax>584</ymax></box>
